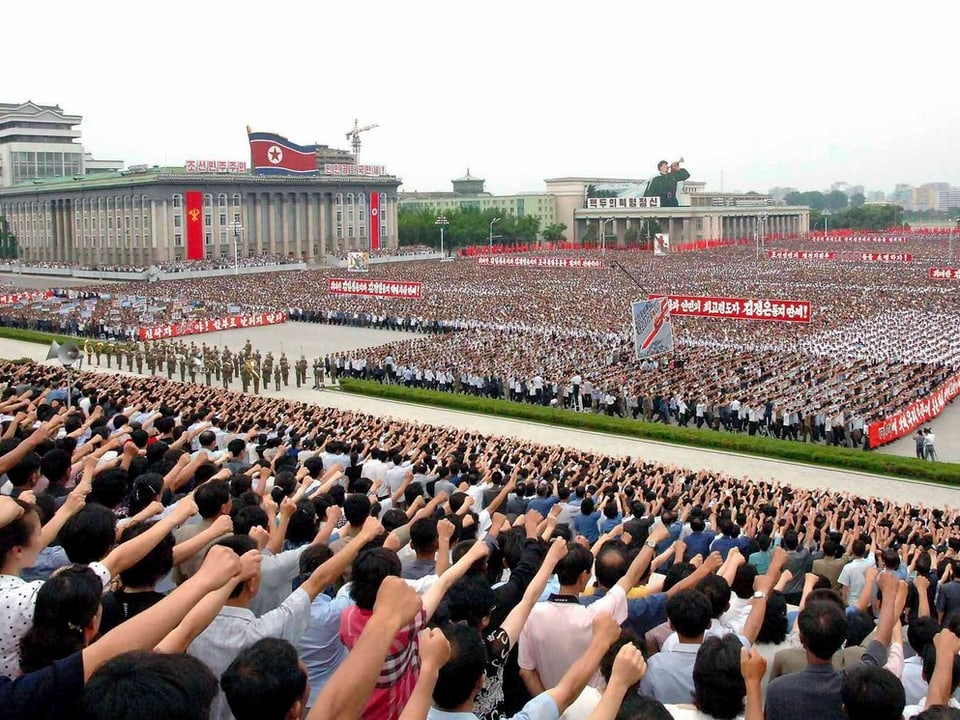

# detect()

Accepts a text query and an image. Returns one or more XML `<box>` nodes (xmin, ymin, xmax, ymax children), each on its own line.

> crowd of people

<box><xmin>2</xmin><ymin>233</ymin><xmax>958</xmax><ymax>450</ymax></box>
<box><xmin>0</xmin><ymin>359</ymin><xmax>959</xmax><ymax>720</ymax></box>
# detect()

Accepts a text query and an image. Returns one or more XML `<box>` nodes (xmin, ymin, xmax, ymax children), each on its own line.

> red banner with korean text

<box><xmin>766</xmin><ymin>251</ymin><xmax>837</xmax><ymax>261</ymax></box>
<box><xmin>328</xmin><ymin>277</ymin><xmax>422</xmax><ymax>299</ymax></box>
<box><xmin>477</xmin><ymin>256</ymin><xmax>605</xmax><ymax>268</ymax></box>
<box><xmin>649</xmin><ymin>295</ymin><xmax>811</xmax><ymax>323</ymax></box>
<box><xmin>0</xmin><ymin>290</ymin><xmax>53</xmax><ymax>304</ymax></box>
<box><xmin>185</xmin><ymin>190</ymin><xmax>204</xmax><ymax>260</ymax></box>
<box><xmin>807</xmin><ymin>235</ymin><xmax>908</xmax><ymax>243</ymax></box>
<box><xmin>139</xmin><ymin>312</ymin><xmax>286</xmax><ymax>341</ymax></box>
<box><xmin>843</xmin><ymin>252</ymin><xmax>912</xmax><ymax>262</ymax></box>
<box><xmin>369</xmin><ymin>192</ymin><xmax>381</xmax><ymax>251</ymax></box>
<box><xmin>929</xmin><ymin>268</ymin><xmax>960</xmax><ymax>280</ymax></box>
<box><xmin>867</xmin><ymin>371</ymin><xmax>960</xmax><ymax>448</ymax></box>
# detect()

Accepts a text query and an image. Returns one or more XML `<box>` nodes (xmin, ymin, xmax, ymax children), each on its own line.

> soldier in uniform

<box><xmin>273</xmin><ymin>365</ymin><xmax>281</xmax><ymax>391</ymax></box>
<box><xmin>105</xmin><ymin>342</ymin><xmax>115</xmax><ymax>369</ymax></box>
<box><xmin>279</xmin><ymin>353</ymin><xmax>290</xmax><ymax>387</ymax></box>
<box><xmin>114</xmin><ymin>342</ymin><xmax>124</xmax><ymax>370</ymax></box>
<box><xmin>240</xmin><ymin>361</ymin><xmax>251</xmax><ymax>393</ymax></box>
<box><xmin>211</xmin><ymin>346</ymin><xmax>221</xmax><ymax>381</ymax></box>
<box><xmin>166</xmin><ymin>352</ymin><xmax>176</xmax><ymax>380</ymax></box>
<box><xmin>295</xmin><ymin>355</ymin><xmax>308</xmax><ymax>388</ymax></box>
<box><xmin>243</xmin><ymin>339</ymin><xmax>253</xmax><ymax>359</ymax></box>
<box><xmin>204</xmin><ymin>358</ymin><xmax>214</xmax><ymax>387</ymax></box>
<box><xmin>94</xmin><ymin>341</ymin><xmax>104</xmax><ymax>366</ymax></box>
<box><xmin>222</xmin><ymin>356</ymin><xmax>233</xmax><ymax>389</ymax></box>
<box><xmin>188</xmin><ymin>358</ymin><xmax>198</xmax><ymax>384</ymax></box>
<box><xmin>126</xmin><ymin>345</ymin><xmax>135</xmax><ymax>372</ymax></box>
<box><xmin>313</xmin><ymin>357</ymin><xmax>324</xmax><ymax>390</ymax></box>
<box><xmin>251</xmin><ymin>360</ymin><xmax>261</xmax><ymax>395</ymax></box>
<box><xmin>146</xmin><ymin>351</ymin><xmax>156</xmax><ymax>375</ymax></box>
<box><xmin>84</xmin><ymin>340</ymin><xmax>94</xmax><ymax>367</ymax></box>
<box><xmin>135</xmin><ymin>348</ymin><xmax>144</xmax><ymax>374</ymax></box>
<box><xmin>262</xmin><ymin>352</ymin><xmax>274</xmax><ymax>383</ymax></box>
<box><xmin>179</xmin><ymin>355</ymin><xmax>187</xmax><ymax>382</ymax></box>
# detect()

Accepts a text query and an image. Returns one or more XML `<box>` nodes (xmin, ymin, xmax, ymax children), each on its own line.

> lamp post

<box><xmin>435</xmin><ymin>214</ymin><xmax>449</xmax><ymax>257</ymax></box>
<box><xmin>600</xmin><ymin>218</ymin><xmax>615</xmax><ymax>252</ymax></box>
<box><xmin>755</xmin><ymin>212</ymin><xmax>768</xmax><ymax>281</ymax></box>
<box><xmin>822</xmin><ymin>209</ymin><xmax>832</xmax><ymax>237</ymax></box>
<box><xmin>232</xmin><ymin>221</ymin><xmax>244</xmax><ymax>275</ymax></box>
<box><xmin>489</xmin><ymin>217</ymin><xmax>501</xmax><ymax>251</ymax></box>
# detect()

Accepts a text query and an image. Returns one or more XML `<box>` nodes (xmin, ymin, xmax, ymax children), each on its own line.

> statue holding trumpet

<box><xmin>644</xmin><ymin>157</ymin><xmax>690</xmax><ymax>208</ymax></box>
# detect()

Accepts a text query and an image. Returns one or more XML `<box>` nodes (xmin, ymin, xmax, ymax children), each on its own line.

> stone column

<box><xmin>253</xmin><ymin>194</ymin><xmax>264</xmax><ymax>254</ymax></box>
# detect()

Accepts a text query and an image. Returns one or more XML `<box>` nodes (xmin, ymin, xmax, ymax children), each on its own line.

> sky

<box><xmin>5</xmin><ymin>0</ymin><xmax>958</xmax><ymax>195</ymax></box>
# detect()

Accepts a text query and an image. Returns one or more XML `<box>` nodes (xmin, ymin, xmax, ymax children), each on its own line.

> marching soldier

<box><xmin>251</xmin><ymin>360</ymin><xmax>261</xmax><ymax>395</ymax></box>
<box><xmin>114</xmin><ymin>342</ymin><xmax>124</xmax><ymax>369</ymax></box>
<box><xmin>105</xmin><ymin>341</ymin><xmax>115</xmax><ymax>369</ymax></box>
<box><xmin>94</xmin><ymin>341</ymin><xmax>103</xmax><ymax>366</ymax></box>
<box><xmin>166</xmin><ymin>352</ymin><xmax>176</xmax><ymax>380</ymax></box>
<box><xmin>273</xmin><ymin>365</ymin><xmax>281</xmax><ymax>391</ymax></box>
<box><xmin>313</xmin><ymin>357</ymin><xmax>324</xmax><ymax>390</ymax></box>
<box><xmin>126</xmin><ymin>345</ymin><xmax>135</xmax><ymax>372</ymax></box>
<box><xmin>146</xmin><ymin>351</ymin><xmax>156</xmax><ymax>375</ymax></box>
<box><xmin>211</xmin><ymin>346</ymin><xmax>221</xmax><ymax>381</ymax></box>
<box><xmin>204</xmin><ymin>358</ymin><xmax>214</xmax><ymax>387</ymax></box>
<box><xmin>179</xmin><ymin>355</ymin><xmax>187</xmax><ymax>382</ymax></box>
<box><xmin>279</xmin><ymin>352</ymin><xmax>290</xmax><ymax>387</ymax></box>
<box><xmin>84</xmin><ymin>340</ymin><xmax>93</xmax><ymax>367</ymax></box>
<box><xmin>188</xmin><ymin>358</ymin><xmax>198</xmax><ymax>384</ymax></box>
<box><xmin>222</xmin><ymin>356</ymin><xmax>233</xmax><ymax>389</ymax></box>
<box><xmin>243</xmin><ymin>338</ymin><xmax>253</xmax><ymax>359</ymax></box>
<box><xmin>262</xmin><ymin>352</ymin><xmax>274</xmax><ymax>382</ymax></box>
<box><xmin>295</xmin><ymin>355</ymin><xmax>308</xmax><ymax>388</ymax></box>
<box><xmin>135</xmin><ymin>348</ymin><xmax>144</xmax><ymax>374</ymax></box>
<box><xmin>240</xmin><ymin>361</ymin><xmax>251</xmax><ymax>393</ymax></box>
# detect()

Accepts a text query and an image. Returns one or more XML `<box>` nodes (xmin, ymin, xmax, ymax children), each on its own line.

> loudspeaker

<box><xmin>45</xmin><ymin>341</ymin><xmax>61</xmax><ymax>361</ymax></box>
<box><xmin>58</xmin><ymin>342</ymin><xmax>82</xmax><ymax>366</ymax></box>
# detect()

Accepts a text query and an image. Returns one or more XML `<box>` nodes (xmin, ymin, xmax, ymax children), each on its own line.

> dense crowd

<box><xmin>2</xmin><ymin>233</ymin><xmax>959</xmax><ymax>450</ymax></box>
<box><xmin>0</xmin><ymin>360</ymin><xmax>959</xmax><ymax>720</ymax></box>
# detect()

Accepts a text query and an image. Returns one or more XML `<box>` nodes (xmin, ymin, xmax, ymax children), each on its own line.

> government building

<box><xmin>0</xmin><ymin>167</ymin><xmax>400</xmax><ymax>266</ymax></box>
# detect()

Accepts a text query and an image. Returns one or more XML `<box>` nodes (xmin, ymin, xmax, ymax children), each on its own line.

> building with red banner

<box><xmin>0</xmin><ymin>164</ymin><xmax>400</xmax><ymax>266</ymax></box>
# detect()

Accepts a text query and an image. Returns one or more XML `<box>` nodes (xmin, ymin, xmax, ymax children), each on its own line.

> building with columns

<box><xmin>0</xmin><ymin>166</ymin><xmax>400</xmax><ymax>266</ymax></box>
<box><xmin>543</xmin><ymin>177</ymin><xmax>809</xmax><ymax>246</ymax></box>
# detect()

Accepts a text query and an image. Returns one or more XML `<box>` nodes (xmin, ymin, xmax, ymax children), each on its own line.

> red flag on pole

<box><xmin>369</xmin><ymin>192</ymin><xmax>381</xmax><ymax>251</ymax></box>
<box><xmin>185</xmin><ymin>191</ymin><xmax>204</xmax><ymax>260</ymax></box>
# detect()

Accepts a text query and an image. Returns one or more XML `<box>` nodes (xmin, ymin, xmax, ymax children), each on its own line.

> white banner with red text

<box><xmin>649</xmin><ymin>294</ymin><xmax>811</xmax><ymax>323</ymax></box>
<box><xmin>867</xmin><ymin>371</ymin><xmax>960</xmax><ymax>448</ymax></box>
<box><xmin>327</xmin><ymin>277</ymin><xmax>423</xmax><ymax>299</ymax></box>
<box><xmin>929</xmin><ymin>268</ymin><xmax>960</xmax><ymax>280</ymax></box>
<box><xmin>139</xmin><ymin>312</ymin><xmax>286</xmax><ymax>341</ymax></box>
<box><xmin>476</xmin><ymin>256</ymin><xmax>605</xmax><ymax>268</ymax></box>
<box><xmin>767</xmin><ymin>251</ymin><xmax>837</xmax><ymax>261</ymax></box>
<box><xmin>0</xmin><ymin>290</ymin><xmax>53</xmax><ymax>304</ymax></box>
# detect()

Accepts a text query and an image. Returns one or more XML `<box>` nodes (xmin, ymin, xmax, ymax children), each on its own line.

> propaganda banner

<box><xmin>369</xmin><ymin>192</ymin><xmax>381</xmax><ymax>251</ymax></box>
<box><xmin>632</xmin><ymin>298</ymin><xmax>673</xmax><ymax>359</ymax></box>
<box><xmin>654</xmin><ymin>234</ymin><xmax>671</xmax><ymax>256</ymax></box>
<box><xmin>328</xmin><ymin>277</ymin><xmax>423</xmax><ymax>299</ymax></box>
<box><xmin>476</xmin><ymin>257</ymin><xmax>604</xmax><ymax>268</ymax></box>
<box><xmin>867</xmin><ymin>371</ymin><xmax>960</xmax><ymax>448</ymax></box>
<box><xmin>809</xmin><ymin>235</ymin><xmax>907</xmax><ymax>243</ymax></box>
<box><xmin>766</xmin><ymin>250</ymin><xmax>836</xmax><ymax>260</ymax></box>
<box><xmin>185</xmin><ymin>190</ymin><xmax>204</xmax><ymax>260</ymax></box>
<box><xmin>929</xmin><ymin>268</ymin><xmax>960</xmax><ymax>280</ymax></box>
<box><xmin>347</xmin><ymin>252</ymin><xmax>370</xmax><ymax>273</ymax></box>
<box><xmin>649</xmin><ymin>294</ymin><xmax>811</xmax><ymax>323</ymax></box>
<box><xmin>843</xmin><ymin>252</ymin><xmax>912</xmax><ymax>262</ymax></box>
<box><xmin>0</xmin><ymin>290</ymin><xmax>53</xmax><ymax>304</ymax></box>
<box><xmin>139</xmin><ymin>312</ymin><xmax>286</xmax><ymax>341</ymax></box>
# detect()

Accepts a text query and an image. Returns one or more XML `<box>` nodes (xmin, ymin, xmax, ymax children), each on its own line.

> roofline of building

<box><xmin>0</xmin><ymin>169</ymin><xmax>402</xmax><ymax>195</ymax></box>
<box><xmin>543</xmin><ymin>177</ymin><xmax>650</xmax><ymax>184</ymax></box>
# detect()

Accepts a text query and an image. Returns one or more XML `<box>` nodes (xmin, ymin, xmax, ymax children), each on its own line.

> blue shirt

<box><xmin>573</xmin><ymin>511</ymin><xmax>601</xmax><ymax>543</ymax></box>
<box><xmin>297</xmin><ymin>594</ymin><xmax>353</xmax><ymax>708</ymax></box>
<box><xmin>527</xmin><ymin>496</ymin><xmax>559</xmax><ymax>517</ymax></box>
<box><xmin>710</xmin><ymin>535</ymin><xmax>749</xmax><ymax>560</ymax></box>
<box><xmin>22</xmin><ymin>546</ymin><xmax>71</xmax><ymax>582</ymax></box>
<box><xmin>0</xmin><ymin>651</ymin><xmax>84</xmax><ymax>720</ymax></box>
<box><xmin>582</xmin><ymin>587</ymin><xmax>669</xmax><ymax>637</ymax></box>
<box><xmin>598</xmin><ymin>514</ymin><xmax>623</xmax><ymax>534</ymax></box>
<box><xmin>683</xmin><ymin>531</ymin><xmax>715</xmax><ymax>561</ymax></box>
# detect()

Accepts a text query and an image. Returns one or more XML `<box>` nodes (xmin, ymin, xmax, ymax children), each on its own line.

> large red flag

<box><xmin>369</xmin><ymin>192</ymin><xmax>381</xmax><ymax>250</ymax></box>
<box><xmin>185</xmin><ymin>191</ymin><xmax>204</xmax><ymax>260</ymax></box>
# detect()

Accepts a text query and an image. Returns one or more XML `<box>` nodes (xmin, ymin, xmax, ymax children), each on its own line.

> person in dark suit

<box><xmin>644</xmin><ymin>160</ymin><xmax>690</xmax><ymax>207</ymax></box>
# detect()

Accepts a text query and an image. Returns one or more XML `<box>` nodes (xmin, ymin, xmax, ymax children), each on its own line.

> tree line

<box><xmin>398</xmin><ymin>207</ymin><xmax>568</xmax><ymax>248</ymax></box>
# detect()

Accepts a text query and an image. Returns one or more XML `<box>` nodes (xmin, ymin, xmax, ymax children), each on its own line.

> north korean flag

<box><xmin>248</xmin><ymin>130</ymin><xmax>318</xmax><ymax>175</ymax></box>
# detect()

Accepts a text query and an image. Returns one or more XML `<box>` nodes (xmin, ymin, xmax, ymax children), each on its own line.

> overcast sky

<box><xmin>6</xmin><ymin>0</ymin><xmax>957</xmax><ymax>195</ymax></box>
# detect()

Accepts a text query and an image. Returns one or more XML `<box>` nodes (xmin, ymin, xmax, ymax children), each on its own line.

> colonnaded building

<box><xmin>0</xmin><ymin>101</ymin><xmax>400</xmax><ymax>266</ymax></box>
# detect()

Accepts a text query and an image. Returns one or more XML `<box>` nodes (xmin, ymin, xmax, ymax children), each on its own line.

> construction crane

<box><xmin>345</xmin><ymin>119</ymin><xmax>379</xmax><ymax>159</ymax></box>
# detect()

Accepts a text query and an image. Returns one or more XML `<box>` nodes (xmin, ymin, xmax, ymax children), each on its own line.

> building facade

<box><xmin>399</xmin><ymin>171</ymin><xmax>559</xmax><ymax>228</ymax></box>
<box><xmin>0</xmin><ymin>167</ymin><xmax>400</xmax><ymax>265</ymax></box>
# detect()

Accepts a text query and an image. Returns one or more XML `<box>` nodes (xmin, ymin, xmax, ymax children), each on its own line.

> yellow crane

<box><xmin>345</xmin><ymin>119</ymin><xmax>379</xmax><ymax>160</ymax></box>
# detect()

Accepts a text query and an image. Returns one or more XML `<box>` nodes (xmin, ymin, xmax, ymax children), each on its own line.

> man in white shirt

<box><xmin>838</xmin><ymin>539</ymin><xmax>875</xmax><ymax>608</ymax></box>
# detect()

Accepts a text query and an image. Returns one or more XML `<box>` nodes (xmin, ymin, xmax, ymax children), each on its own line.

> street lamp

<box><xmin>755</xmin><ymin>212</ymin><xmax>768</xmax><ymax>280</ymax></box>
<box><xmin>435</xmin><ymin>214</ymin><xmax>449</xmax><ymax>257</ymax></box>
<box><xmin>600</xmin><ymin>218</ymin><xmax>615</xmax><ymax>252</ymax></box>
<box><xmin>489</xmin><ymin>217</ymin><xmax>501</xmax><ymax>251</ymax></box>
<box><xmin>822</xmin><ymin>209</ymin><xmax>832</xmax><ymax>237</ymax></box>
<box><xmin>232</xmin><ymin>220</ymin><xmax>244</xmax><ymax>275</ymax></box>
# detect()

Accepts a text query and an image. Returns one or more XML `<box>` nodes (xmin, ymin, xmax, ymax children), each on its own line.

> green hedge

<box><xmin>339</xmin><ymin>379</ymin><xmax>960</xmax><ymax>486</ymax></box>
<box><xmin>0</xmin><ymin>326</ymin><xmax>78</xmax><ymax>347</ymax></box>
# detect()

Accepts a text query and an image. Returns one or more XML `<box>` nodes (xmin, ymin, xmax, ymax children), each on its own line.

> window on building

<box><xmin>174</xmin><ymin>233</ymin><xmax>183</xmax><ymax>246</ymax></box>
<box><xmin>204</xmin><ymin>194</ymin><xmax>213</xmax><ymax>208</ymax></box>
<box><xmin>173</xmin><ymin>215</ymin><xmax>181</xmax><ymax>228</ymax></box>
<box><xmin>219</xmin><ymin>212</ymin><xmax>227</xmax><ymax>225</ymax></box>
<box><xmin>218</xmin><ymin>194</ymin><xmax>227</xmax><ymax>207</ymax></box>
<box><xmin>233</xmin><ymin>212</ymin><xmax>240</xmax><ymax>225</ymax></box>
<box><xmin>204</xmin><ymin>213</ymin><xmax>211</xmax><ymax>227</ymax></box>
<box><xmin>232</xmin><ymin>194</ymin><xmax>241</xmax><ymax>207</ymax></box>
<box><xmin>204</xmin><ymin>232</ymin><xmax>212</xmax><ymax>244</ymax></box>
<box><xmin>220</xmin><ymin>230</ymin><xmax>227</xmax><ymax>244</ymax></box>
<box><xmin>173</xmin><ymin>194</ymin><xmax>182</xmax><ymax>209</ymax></box>
<box><xmin>133</xmin><ymin>216</ymin><xmax>139</xmax><ymax>229</ymax></box>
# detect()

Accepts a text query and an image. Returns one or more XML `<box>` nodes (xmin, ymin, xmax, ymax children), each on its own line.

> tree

<box><xmin>0</xmin><ymin>216</ymin><xmax>19</xmax><ymax>260</ymax></box>
<box><xmin>850</xmin><ymin>193</ymin><xmax>866</xmax><ymax>209</ymax></box>
<box><xmin>542</xmin><ymin>223</ymin><xmax>567</xmax><ymax>242</ymax></box>
<box><xmin>825</xmin><ymin>190</ymin><xmax>849</xmax><ymax>212</ymax></box>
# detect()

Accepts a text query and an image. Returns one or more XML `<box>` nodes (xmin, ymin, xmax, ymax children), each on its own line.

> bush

<box><xmin>338</xmin><ymin>379</ymin><xmax>960</xmax><ymax>486</ymax></box>
<box><xmin>0</xmin><ymin>326</ymin><xmax>77</xmax><ymax>347</ymax></box>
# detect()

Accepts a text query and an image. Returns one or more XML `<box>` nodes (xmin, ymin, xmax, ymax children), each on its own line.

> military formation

<box><xmin>82</xmin><ymin>338</ymin><xmax>329</xmax><ymax>395</ymax></box>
